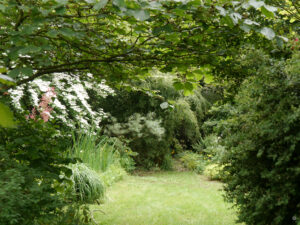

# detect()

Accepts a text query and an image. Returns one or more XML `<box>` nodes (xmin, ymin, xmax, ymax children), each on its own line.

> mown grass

<box><xmin>91</xmin><ymin>171</ymin><xmax>239</xmax><ymax>225</ymax></box>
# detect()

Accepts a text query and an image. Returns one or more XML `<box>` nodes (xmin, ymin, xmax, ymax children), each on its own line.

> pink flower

<box><xmin>26</xmin><ymin>107</ymin><xmax>37</xmax><ymax>120</ymax></box>
<box><xmin>41</xmin><ymin>109</ymin><xmax>51</xmax><ymax>122</ymax></box>
<box><xmin>26</xmin><ymin>87</ymin><xmax>56</xmax><ymax>122</ymax></box>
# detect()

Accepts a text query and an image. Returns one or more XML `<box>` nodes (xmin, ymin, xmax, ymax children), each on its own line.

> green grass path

<box><xmin>92</xmin><ymin>171</ymin><xmax>238</xmax><ymax>225</ymax></box>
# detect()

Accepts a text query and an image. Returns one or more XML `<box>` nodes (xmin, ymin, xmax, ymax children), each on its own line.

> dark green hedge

<box><xmin>221</xmin><ymin>52</ymin><xmax>300</xmax><ymax>225</ymax></box>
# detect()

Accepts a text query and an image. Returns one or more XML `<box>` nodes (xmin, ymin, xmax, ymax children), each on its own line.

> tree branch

<box><xmin>15</xmin><ymin>0</ymin><xmax>28</xmax><ymax>31</ymax></box>
<box><xmin>16</xmin><ymin>67</ymin><xmax>89</xmax><ymax>86</ymax></box>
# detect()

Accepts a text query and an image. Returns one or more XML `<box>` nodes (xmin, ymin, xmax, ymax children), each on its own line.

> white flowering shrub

<box><xmin>8</xmin><ymin>73</ymin><xmax>114</xmax><ymax>129</ymax></box>
<box><xmin>104</xmin><ymin>112</ymin><xmax>165</xmax><ymax>140</ymax></box>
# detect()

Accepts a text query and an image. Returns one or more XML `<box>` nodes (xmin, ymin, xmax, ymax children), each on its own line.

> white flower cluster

<box><xmin>105</xmin><ymin>112</ymin><xmax>165</xmax><ymax>140</ymax></box>
<box><xmin>8</xmin><ymin>73</ymin><xmax>114</xmax><ymax>129</ymax></box>
<box><xmin>9</xmin><ymin>86</ymin><xmax>24</xmax><ymax>111</ymax></box>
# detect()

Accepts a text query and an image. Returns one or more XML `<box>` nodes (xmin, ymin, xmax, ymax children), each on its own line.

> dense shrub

<box><xmin>144</xmin><ymin>75</ymin><xmax>182</xmax><ymax>100</ymax></box>
<box><xmin>116</xmin><ymin>147</ymin><xmax>137</xmax><ymax>173</ymax></box>
<box><xmin>168</xmin><ymin>99</ymin><xmax>201</xmax><ymax>150</ymax></box>
<box><xmin>0</xmin><ymin>118</ymin><xmax>76</xmax><ymax>225</ymax></box>
<box><xmin>185</xmin><ymin>88</ymin><xmax>211</xmax><ymax>124</ymax></box>
<box><xmin>68</xmin><ymin>130</ymin><xmax>129</xmax><ymax>189</ymax></box>
<box><xmin>104</xmin><ymin>112</ymin><xmax>168</xmax><ymax>168</ymax></box>
<box><xmin>202</xmin><ymin>103</ymin><xmax>236</xmax><ymax>136</ymax></box>
<box><xmin>8</xmin><ymin>74</ymin><xmax>113</xmax><ymax>130</ymax></box>
<box><xmin>203</xmin><ymin>164</ymin><xmax>224</xmax><ymax>181</ymax></box>
<box><xmin>193</xmin><ymin>134</ymin><xmax>226</xmax><ymax>163</ymax></box>
<box><xmin>160</xmin><ymin>154</ymin><xmax>174</xmax><ymax>170</ymax></box>
<box><xmin>221</xmin><ymin>52</ymin><xmax>300</xmax><ymax>225</ymax></box>
<box><xmin>179</xmin><ymin>151</ymin><xmax>205</xmax><ymax>174</ymax></box>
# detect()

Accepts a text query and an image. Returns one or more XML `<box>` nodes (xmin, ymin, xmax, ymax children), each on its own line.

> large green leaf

<box><xmin>261</xmin><ymin>6</ymin><xmax>275</xmax><ymax>18</ymax></box>
<box><xmin>132</xmin><ymin>9</ymin><xmax>150</xmax><ymax>21</ymax></box>
<box><xmin>183</xmin><ymin>89</ymin><xmax>194</xmax><ymax>96</ymax></box>
<box><xmin>0</xmin><ymin>74</ymin><xmax>16</xmax><ymax>86</ymax></box>
<box><xmin>8</xmin><ymin>67</ymin><xmax>33</xmax><ymax>78</ymax></box>
<box><xmin>112</xmin><ymin>0</ymin><xmax>125</xmax><ymax>8</ymax></box>
<box><xmin>173</xmin><ymin>82</ymin><xmax>184</xmax><ymax>90</ymax></box>
<box><xmin>184</xmin><ymin>82</ymin><xmax>194</xmax><ymax>91</ymax></box>
<box><xmin>248</xmin><ymin>0</ymin><xmax>264</xmax><ymax>9</ymax></box>
<box><xmin>93</xmin><ymin>0</ymin><xmax>108</xmax><ymax>10</ymax></box>
<box><xmin>18</xmin><ymin>46</ymin><xmax>41</xmax><ymax>54</ymax></box>
<box><xmin>260</xmin><ymin>27</ymin><xmax>275</xmax><ymax>40</ymax></box>
<box><xmin>0</xmin><ymin>102</ymin><xmax>16</xmax><ymax>128</ymax></box>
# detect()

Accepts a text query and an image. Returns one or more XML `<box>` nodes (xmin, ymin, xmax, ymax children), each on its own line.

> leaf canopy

<box><xmin>0</xmin><ymin>0</ymin><xmax>279</xmax><ymax>89</ymax></box>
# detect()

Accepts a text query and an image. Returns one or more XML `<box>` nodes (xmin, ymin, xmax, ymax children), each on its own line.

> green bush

<box><xmin>69</xmin><ymin>130</ymin><xmax>129</xmax><ymax>191</ymax></box>
<box><xmin>55</xmin><ymin>204</ymin><xmax>92</xmax><ymax>225</ymax></box>
<box><xmin>0</xmin><ymin>118</ymin><xmax>77</xmax><ymax>225</ymax></box>
<box><xmin>203</xmin><ymin>164</ymin><xmax>224</xmax><ymax>181</ymax></box>
<box><xmin>169</xmin><ymin>99</ymin><xmax>201</xmax><ymax>149</ymax></box>
<box><xmin>179</xmin><ymin>151</ymin><xmax>205</xmax><ymax>174</ymax></box>
<box><xmin>68</xmin><ymin>163</ymin><xmax>105</xmax><ymax>204</ymax></box>
<box><xmin>104</xmin><ymin>112</ymin><xmax>169</xmax><ymax>168</ymax></box>
<box><xmin>221</xmin><ymin>52</ymin><xmax>300</xmax><ymax>225</ymax></box>
<box><xmin>185</xmin><ymin>88</ymin><xmax>211</xmax><ymax>124</ymax></box>
<box><xmin>193</xmin><ymin>134</ymin><xmax>226</xmax><ymax>163</ymax></box>
<box><xmin>144</xmin><ymin>75</ymin><xmax>181</xmax><ymax>100</ymax></box>
<box><xmin>113</xmin><ymin>140</ymin><xmax>137</xmax><ymax>173</ymax></box>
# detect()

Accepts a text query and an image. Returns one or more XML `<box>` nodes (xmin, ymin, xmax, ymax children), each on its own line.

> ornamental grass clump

<box><xmin>69</xmin><ymin>130</ymin><xmax>117</xmax><ymax>172</ymax></box>
<box><xmin>69</xmin><ymin>163</ymin><xmax>105</xmax><ymax>204</ymax></box>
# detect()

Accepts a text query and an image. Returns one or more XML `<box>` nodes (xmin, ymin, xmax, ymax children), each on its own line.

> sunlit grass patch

<box><xmin>92</xmin><ymin>171</ymin><xmax>239</xmax><ymax>225</ymax></box>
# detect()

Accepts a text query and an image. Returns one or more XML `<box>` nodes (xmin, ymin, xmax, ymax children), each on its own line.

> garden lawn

<box><xmin>91</xmin><ymin>171</ymin><xmax>239</xmax><ymax>225</ymax></box>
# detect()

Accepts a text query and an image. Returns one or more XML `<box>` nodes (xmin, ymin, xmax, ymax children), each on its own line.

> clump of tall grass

<box><xmin>69</xmin><ymin>130</ymin><xmax>117</xmax><ymax>172</ymax></box>
<box><xmin>69</xmin><ymin>163</ymin><xmax>105</xmax><ymax>203</ymax></box>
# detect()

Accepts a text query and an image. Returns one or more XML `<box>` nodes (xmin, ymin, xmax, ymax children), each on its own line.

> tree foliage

<box><xmin>0</xmin><ymin>0</ymin><xmax>284</xmax><ymax>128</ymax></box>
<box><xmin>0</xmin><ymin>0</ymin><xmax>280</xmax><ymax>87</ymax></box>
